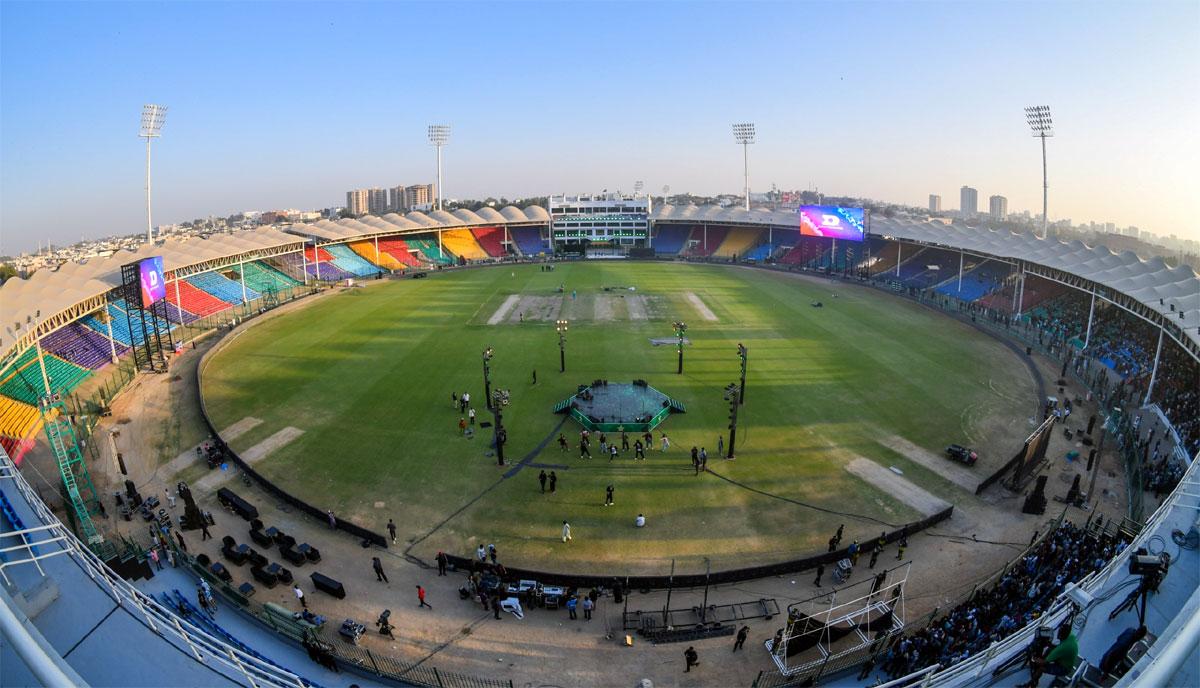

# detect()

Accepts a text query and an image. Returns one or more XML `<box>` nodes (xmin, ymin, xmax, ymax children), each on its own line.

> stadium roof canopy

<box><xmin>1</xmin><ymin>205</ymin><xmax>1196</xmax><ymax>357</ymax></box>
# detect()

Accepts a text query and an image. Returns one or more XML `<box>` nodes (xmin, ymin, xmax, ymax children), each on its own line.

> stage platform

<box><xmin>553</xmin><ymin>381</ymin><xmax>685</xmax><ymax>433</ymax></box>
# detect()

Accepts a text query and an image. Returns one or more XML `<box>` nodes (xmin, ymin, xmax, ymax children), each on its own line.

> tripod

<box><xmin>1108</xmin><ymin>574</ymin><xmax>1158</xmax><ymax>626</ymax></box>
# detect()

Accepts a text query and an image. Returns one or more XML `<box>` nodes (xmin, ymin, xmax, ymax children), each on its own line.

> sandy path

<box><xmin>487</xmin><ymin>294</ymin><xmax>520</xmax><ymax>325</ymax></box>
<box><xmin>627</xmin><ymin>294</ymin><xmax>648</xmax><ymax>320</ymax></box>
<box><xmin>685</xmin><ymin>291</ymin><xmax>718</xmax><ymax>321</ymax></box>
<box><xmin>507</xmin><ymin>295</ymin><xmax>561</xmax><ymax>322</ymax></box>
<box><xmin>885</xmin><ymin>433</ymin><xmax>980</xmax><ymax>492</ymax></box>
<box><xmin>220</xmin><ymin>416</ymin><xmax>263</xmax><ymax>441</ymax></box>
<box><xmin>241</xmin><ymin>427</ymin><xmax>304</xmax><ymax>464</ymax></box>
<box><xmin>594</xmin><ymin>295</ymin><xmax>618</xmax><ymax>321</ymax></box>
<box><xmin>845</xmin><ymin>457</ymin><xmax>951</xmax><ymax>516</ymax></box>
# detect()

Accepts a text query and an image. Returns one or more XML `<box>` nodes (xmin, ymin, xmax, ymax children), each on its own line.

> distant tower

<box><xmin>959</xmin><ymin>186</ymin><xmax>978</xmax><ymax>216</ymax></box>
<box><xmin>929</xmin><ymin>194</ymin><xmax>942</xmax><ymax>213</ymax></box>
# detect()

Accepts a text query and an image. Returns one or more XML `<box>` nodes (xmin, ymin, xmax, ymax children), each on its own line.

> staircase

<box><xmin>40</xmin><ymin>396</ymin><xmax>114</xmax><ymax>558</ymax></box>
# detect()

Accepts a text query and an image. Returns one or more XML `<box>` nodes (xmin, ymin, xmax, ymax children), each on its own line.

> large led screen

<box><xmin>797</xmin><ymin>205</ymin><xmax>866</xmax><ymax>241</ymax></box>
<box><xmin>139</xmin><ymin>256</ymin><xmax>167</xmax><ymax>307</ymax></box>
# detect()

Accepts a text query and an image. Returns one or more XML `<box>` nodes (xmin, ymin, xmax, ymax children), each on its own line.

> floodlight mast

<box><xmin>1025</xmin><ymin>106</ymin><xmax>1053</xmax><ymax>239</ymax></box>
<box><xmin>732</xmin><ymin>123</ymin><xmax>756</xmax><ymax>211</ymax></box>
<box><xmin>428</xmin><ymin>124</ymin><xmax>450</xmax><ymax>211</ymax></box>
<box><xmin>139</xmin><ymin>104</ymin><xmax>167</xmax><ymax>244</ymax></box>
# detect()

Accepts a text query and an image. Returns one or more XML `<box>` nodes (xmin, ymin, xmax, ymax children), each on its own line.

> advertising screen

<box><xmin>797</xmin><ymin>205</ymin><xmax>866</xmax><ymax>241</ymax></box>
<box><xmin>139</xmin><ymin>256</ymin><xmax>167</xmax><ymax>307</ymax></box>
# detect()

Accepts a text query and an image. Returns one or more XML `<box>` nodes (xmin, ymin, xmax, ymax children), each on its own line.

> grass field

<box><xmin>200</xmin><ymin>262</ymin><xmax>1035</xmax><ymax>574</ymax></box>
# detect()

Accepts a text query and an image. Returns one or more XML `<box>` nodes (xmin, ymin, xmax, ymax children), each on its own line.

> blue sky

<box><xmin>1</xmin><ymin>1</ymin><xmax>1197</xmax><ymax>254</ymax></box>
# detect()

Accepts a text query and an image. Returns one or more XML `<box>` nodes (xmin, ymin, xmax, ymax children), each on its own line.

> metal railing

<box><xmin>0</xmin><ymin>449</ymin><xmax>312</xmax><ymax>688</ymax></box>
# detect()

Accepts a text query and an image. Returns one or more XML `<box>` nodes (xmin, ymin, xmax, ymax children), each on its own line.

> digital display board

<box><xmin>139</xmin><ymin>256</ymin><xmax>167</xmax><ymax>307</ymax></box>
<box><xmin>797</xmin><ymin>205</ymin><xmax>866</xmax><ymax>241</ymax></box>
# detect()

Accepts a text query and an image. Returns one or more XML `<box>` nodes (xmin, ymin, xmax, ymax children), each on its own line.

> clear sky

<box><xmin>1</xmin><ymin>1</ymin><xmax>1197</xmax><ymax>255</ymax></box>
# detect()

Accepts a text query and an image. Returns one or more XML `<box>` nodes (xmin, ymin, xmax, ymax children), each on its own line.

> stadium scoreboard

<box><xmin>549</xmin><ymin>193</ymin><xmax>649</xmax><ymax>243</ymax></box>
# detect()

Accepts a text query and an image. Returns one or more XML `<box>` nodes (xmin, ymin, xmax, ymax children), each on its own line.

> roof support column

<box><xmin>1015</xmin><ymin>268</ymin><xmax>1026</xmax><ymax>318</ymax></box>
<box><xmin>1143</xmin><ymin>326</ymin><xmax>1165</xmax><ymax>406</ymax></box>
<box><xmin>300</xmin><ymin>247</ymin><xmax>309</xmax><ymax>286</ymax></box>
<box><xmin>34</xmin><ymin>337</ymin><xmax>52</xmax><ymax>399</ymax></box>
<box><xmin>957</xmin><ymin>249</ymin><xmax>964</xmax><ymax>292</ymax></box>
<box><xmin>1083</xmin><ymin>289</ymin><xmax>1097</xmax><ymax>349</ymax></box>
<box><xmin>896</xmin><ymin>242</ymin><xmax>902</xmax><ymax>277</ymax></box>
<box><xmin>374</xmin><ymin>235</ymin><xmax>380</xmax><ymax>266</ymax></box>
<box><xmin>104</xmin><ymin>309</ymin><xmax>118</xmax><ymax>364</ymax></box>
<box><xmin>314</xmin><ymin>244</ymin><xmax>321</xmax><ymax>282</ymax></box>
<box><xmin>439</xmin><ymin>229</ymin><xmax>444</xmax><ymax>260</ymax></box>
<box><xmin>238</xmin><ymin>258</ymin><xmax>248</xmax><ymax>305</ymax></box>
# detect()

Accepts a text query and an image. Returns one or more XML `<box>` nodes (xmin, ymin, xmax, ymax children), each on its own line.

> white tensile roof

<box><xmin>1</xmin><ymin>206</ymin><xmax>1195</xmax><ymax>356</ymax></box>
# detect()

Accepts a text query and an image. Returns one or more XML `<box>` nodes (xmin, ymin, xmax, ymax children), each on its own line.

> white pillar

<box><xmin>957</xmin><ymin>250</ymin><xmax>964</xmax><ymax>292</ymax></box>
<box><xmin>1015</xmin><ymin>272</ymin><xmax>1026</xmax><ymax>317</ymax></box>
<box><xmin>1143</xmin><ymin>327</ymin><xmax>1165</xmax><ymax>405</ymax></box>
<box><xmin>34</xmin><ymin>338</ymin><xmax>52</xmax><ymax>398</ymax></box>
<box><xmin>300</xmin><ymin>248</ymin><xmax>309</xmax><ymax>285</ymax></box>
<box><xmin>374</xmin><ymin>235</ymin><xmax>380</xmax><ymax>265</ymax></box>
<box><xmin>768</xmin><ymin>226</ymin><xmax>773</xmax><ymax>253</ymax></box>
<box><xmin>173</xmin><ymin>277</ymin><xmax>183</xmax><ymax>325</ymax></box>
<box><xmin>832</xmin><ymin>238</ymin><xmax>838</xmax><ymax>270</ymax></box>
<box><xmin>439</xmin><ymin>229</ymin><xmax>444</xmax><ymax>259</ymax></box>
<box><xmin>895</xmin><ymin>243</ymin><xmax>902</xmax><ymax>277</ymax></box>
<box><xmin>1083</xmin><ymin>290</ymin><xmax>1096</xmax><ymax>348</ymax></box>
<box><xmin>703</xmin><ymin>224</ymin><xmax>708</xmax><ymax>253</ymax></box>
<box><xmin>238</xmin><ymin>259</ymin><xmax>248</xmax><ymax>304</ymax></box>
<box><xmin>314</xmin><ymin>246</ymin><xmax>322</xmax><ymax>281</ymax></box>
<box><xmin>104</xmin><ymin>311</ymin><xmax>118</xmax><ymax>364</ymax></box>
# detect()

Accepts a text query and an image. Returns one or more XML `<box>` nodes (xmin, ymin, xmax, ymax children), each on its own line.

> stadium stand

<box><xmin>713</xmin><ymin>227</ymin><xmax>760</xmax><ymax>258</ymax></box>
<box><xmin>933</xmin><ymin>259</ymin><xmax>1009</xmax><ymax>302</ymax></box>
<box><xmin>880</xmin><ymin>522</ymin><xmax>1119</xmax><ymax>680</ymax></box>
<box><xmin>168</xmin><ymin>280</ymin><xmax>233</xmax><ymax>318</ymax></box>
<box><xmin>471</xmin><ymin>227</ymin><xmax>508</xmax><ymax>257</ymax></box>
<box><xmin>40</xmin><ymin>323</ymin><xmax>119</xmax><ymax>370</ymax></box>
<box><xmin>441</xmin><ymin>229</ymin><xmax>489</xmax><ymax>261</ymax></box>
<box><xmin>348</xmin><ymin>240</ymin><xmax>405</xmax><ymax>271</ymax></box>
<box><xmin>239</xmin><ymin>261</ymin><xmax>302</xmax><ymax>293</ymax></box>
<box><xmin>375</xmin><ymin>237</ymin><xmax>422</xmax><ymax>267</ymax></box>
<box><xmin>0</xmin><ymin>435</ymin><xmax>35</xmax><ymax>465</ymax></box>
<box><xmin>650</xmin><ymin>225</ymin><xmax>690</xmax><ymax>255</ymax></box>
<box><xmin>0</xmin><ymin>395</ymin><xmax>43</xmax><ymax>443</ymax></box>
<box><xmin>405</xmin><ymin>235</ymin><xmax>455</xmax><ymax>265</ymax></box>
<box><xmin>683</xmin><ymin>225</ymin><xmax>728</xmax><ymax>256</ymax></box>
<box><xmin>509</xmin><ymin>227</ymin><xmax>546</xmax><ymax>256</ymax></box>
<box><xmin>0</xmin><ymin>352</ymin><xmax>90</xmax><ymax>405</ymax></box>
<box><xmin>892</xmin><ymin>247</ymin><xmax>959</xmax><ymax>289</ymax></box>
<box><xmin>779</xmin><ymin>236</ymin><xmax>829</xmax><ymax>266</ymax></box>
<box><xmin>866</xmin><ymin>237</ymin><xmax>900</xmax><ymax>275</ymax></box>
<box><xmin>323</xmin><ymin>243</ymin><xmax>381</xmax><ymax>277</ymax></box>
<box><xmin>188</xmin><ymin>271</ymin><xmax>260</xmax><ymax>304</ymax></box>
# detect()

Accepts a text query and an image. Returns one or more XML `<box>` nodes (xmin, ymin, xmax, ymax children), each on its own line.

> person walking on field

<box><xmin>684</xmin><ymin>646</ymin><xmax>699</xmax><ymax>672</ymax></box>
<box><xmin>436</xmin><ymin>550</ymin><xmax>448</xmax><ymax>576</ymax></box>
<box><xmin>561</xmin><ymin>520</ymin><xmax>572</xmax><ymax>543</ymax></box>
<box><xmin>387</xmin><ymin>519</ymin><xmax>397</xmax><ymax>544</ymax></box>
<box><xmin>567</xmin><ymin>596</ymin><xmax>578</xmax><ymax>620</ymax></box>
<box><xmin>609</xmin><ymin>444</ymin><xmax>618</xmax><ymax>461</ymax></box>
<box><xmin>582</xmin><ymin>596</ymin><xmax>594</xmax><ymax>620</ymax></box>
<box><xmin>621</xmin><ymin>432</ymin><xmax>629</xmax><ymax>451</ymax></box>
<box><xmin>416</xmin><ymin>585</ymin><xmax>432</xmax><ymax>609</ymax></box>
<box><xmin>451</xmin><ymin>391</ymin><xmax>458</xmax><ymax>408</ymax></box>
<box><xmin>734</xmin><ymin>625</ymin><xmax>750</xmax><ymax>651</ymax></box>
<box><xmin>539</xmin><ymin>470</ymin><xmax>547</xmax><ymax>493</ymax></box>
<box><xmin>459</xmin><ymin>417</ymin><xmax>468</xmax><ymax>435</ymax></box>
<box><xmin>661</xmin><ymin>433</ymin><xmax>670</xmax><ymax>452</ymax></box>
<box><xmin>634</xmin><ymin>440</ymin><xmax>645</xmax><ymax>460</ymax></box>
<box><xmin>558</xmin><ymin>434</ymin><xmax>568</xmax><ymax>452</ymax></box>
<box><xmin>605</xmin><ymin>484</ymin><xmax>614</xmax><ymax>506</ymax></box>
<box><xmin>549</xmin><ymin>472</ymin><xmax>557</xmax><ymax>492</ymax></box>
<box><xmin>717</xmin><ymin>435</ymin><xmax>724</xmax><ymax>457</ymax></box>
<box><xmin>699</xmin><ymin>447</ymin><xmax>708</xmax><ymax>470</ymax></box>
<box><xmin>532</xmin><ymin>369</ymin><xmax>537</xmax><ymax>385</ymax></box>
<box><xmin>372</xmin><ymin>556</ymin><xmax>388</xmax><ymax>583</ymax></box>
<box><xmin>813</xmin><ymin>563</ymin><xmax>824</xmax><ymax>587</ymax></box>
<box><xmin>293</xmin><ymin>584</ymin><xmax>307</xmax><ymax>609</ymax></box>
<box><xmin>897</xmin><ymin>535</ymin><xmax>907</xmax><ymax>560</ymax></box>
<box><xmin>869</xmin><ymin>544</ymin><xmax>881</xmax><ymax>569</ymax></box>
<box><xmin>468</xmin><ymin>408</ymin><xmax>476</xmax><ymax>425</ymax></box>
<box><xmin>580</xmin><ymin>440</ymin><xmax>590</xmax><ymax>459</ymax></box>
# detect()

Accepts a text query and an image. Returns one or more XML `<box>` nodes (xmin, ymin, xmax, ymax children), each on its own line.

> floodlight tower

<box><xmin>1025</xmin><ymin>106</ymin><xmax>1053</xmax><ymax>239</ymax></box>
<box><xmin>556</xmin><ymin>319</ymin><xmax>569</xmax><ymax>373</ymax></box>
<box><xmin>673</xmin><ymin>321</ymin><xmax>688</xmax><ymax>374</ymax></box>
<box><xmin>428</xmin><ymin>124</ymin><xmax>450</xmax><ymax>211</ymax></box>
<box><xmin>732</xmin><ymin>123</ymin><xmax>756</xmax><ymax>211</ymax></box>
<box><xmin>139</xmin><ymin>104</ymin><xmax>168</xmax><ymax>244</ymax></box>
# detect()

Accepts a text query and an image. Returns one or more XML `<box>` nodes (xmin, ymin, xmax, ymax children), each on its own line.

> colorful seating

<box><xmin>509</xmin><ymin>227</ymin><xmax>546</xmax><ymax>256</ymax></box>
<box><xmin>683</xmin><ymin>226</ymin><xmax>728</xmax><ymax>256</ymax></box>
<box><xmin>405</xmin><ymin>236</ymin><xmax>455</xmax><ymax>265</ymax></box>
<box><xmin>40</xmin><ymin>323</ymin><xmax>117</xmax><ymax>370</ymax></box>
<box><xmin>441</xmin><ymin>229</ymin><xmax>489</xmax><ymax>261</ymax></box>
<box><xmin>0</xmin><ymin>351</ymin><xmax>91</xmax><ymax>405</ymax></box>
<box><xmin>650</xmin><ymin>225</ymin><xmax>690</xmax><ymax>255</ymax></box>
<box><xmin>348</xmin><ymin>240</ymin><xmax>405</xmax><ymax>271</ymax></box>
<box><xmin>188</xmin><ymin>271</ymin><xmax>259</xmax><ymax>305</ymax></box>
<box><xmin>169</xmin><ymin>280</ymin><xmax>233</xmax><ymax>318</ymax></box>
<box><xmin>713</xmin><ymin>227</ymin><xmax>760</xmax><ymax>258</ymax></box>
<box><xmin>375</xmin><ymin>238</ymin><xmax>422</xmax><ymax>267</ymax></box>
<box><xmin>0</xmin><ymin>396</ymin><xmax>43</xmax><ymax>441</ymax></box>
<box><xmin>239</xmin><ymin>261</ymin><xmax>301</xmax><ymax>293</ymax></box>
<box><xmin>324</xmin><ymin>244</ymin><xmax>382</xmax><ymax>277</ymax></box>
<box><xmin>471</xmin><ymin>227</ymin><xmax>507</xmax><ymax>257</ymax></box>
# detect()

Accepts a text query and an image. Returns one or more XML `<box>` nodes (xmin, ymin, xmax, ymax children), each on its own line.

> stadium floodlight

<box><xmin>556</xmin><ymin>319</ymin><xmax>569</xmax><ymax>372</ymax></box>
<box><xmin>428</xmin><ymin>124</ymin><xmax>450</xmax><ymax>211</ymax></box>
<box><xmin>1025</xmin><ymin>106</ymin><xmax>1053</xmax><ymax>239</ymax></box>
<box><xmin>140</xmin><ymin>104</ymin><xmax>168</xmax><ymax>244</ymax></box>
<box><xmin>732</xmin><ymin>123</ymin><xmax>756</xmax><ymax>211</ymax></box>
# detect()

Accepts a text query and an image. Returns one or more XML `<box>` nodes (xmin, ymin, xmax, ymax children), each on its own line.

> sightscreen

<box><xmin>797</xmin><ymin>205</ymin><xmax>866</xmax><ymax>241</ymax></box>
<box><xmin>139</xmin><ymin>256</ymin><xmax>167</xmax><ymax>307</ymax></box>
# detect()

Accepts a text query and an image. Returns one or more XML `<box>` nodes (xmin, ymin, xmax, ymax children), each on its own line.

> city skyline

<box><xmin>1</xmin><ymin>1</ymin><xmax>1197</xmax><ymax>255</ymax></box>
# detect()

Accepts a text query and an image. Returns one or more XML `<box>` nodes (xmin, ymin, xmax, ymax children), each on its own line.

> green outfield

<box><xmin>200</xmin><ymin>262</ymin><xmax>1035</xmax><ymax>574</ymax></box>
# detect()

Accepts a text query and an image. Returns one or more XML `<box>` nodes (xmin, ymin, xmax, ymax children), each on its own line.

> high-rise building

<box><xmin>389</xmin><ymin>185</ymin><xmax>406</xmax><ymax>212</ymax></box>
<box><xmin>346</xmin><ymin>189</ymin><xmax>370</xmax><ymax>216</ymax></box>
<box><xmin>960</xmin><ymin>186</ymin><xmax>978</xmax><ymax>216</ymax></box>
<box><xmin>988</xmin><ymin>195</ymin><xmax>1008</xmax><ymax>219</ymax></box>
<box><xmin>368</xmin><ymin>188</ymin><xmax>388</xmax><ymax>215</ymax></box>
<box><xmin>405</xmin><ymin>184</ymin><xmax>435</xmax><ymax>210</ymax></box>
<box><xmin>929</xmin><ymin>194</ymin><xmax>942</xmax><ymax>212</ymax></box>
